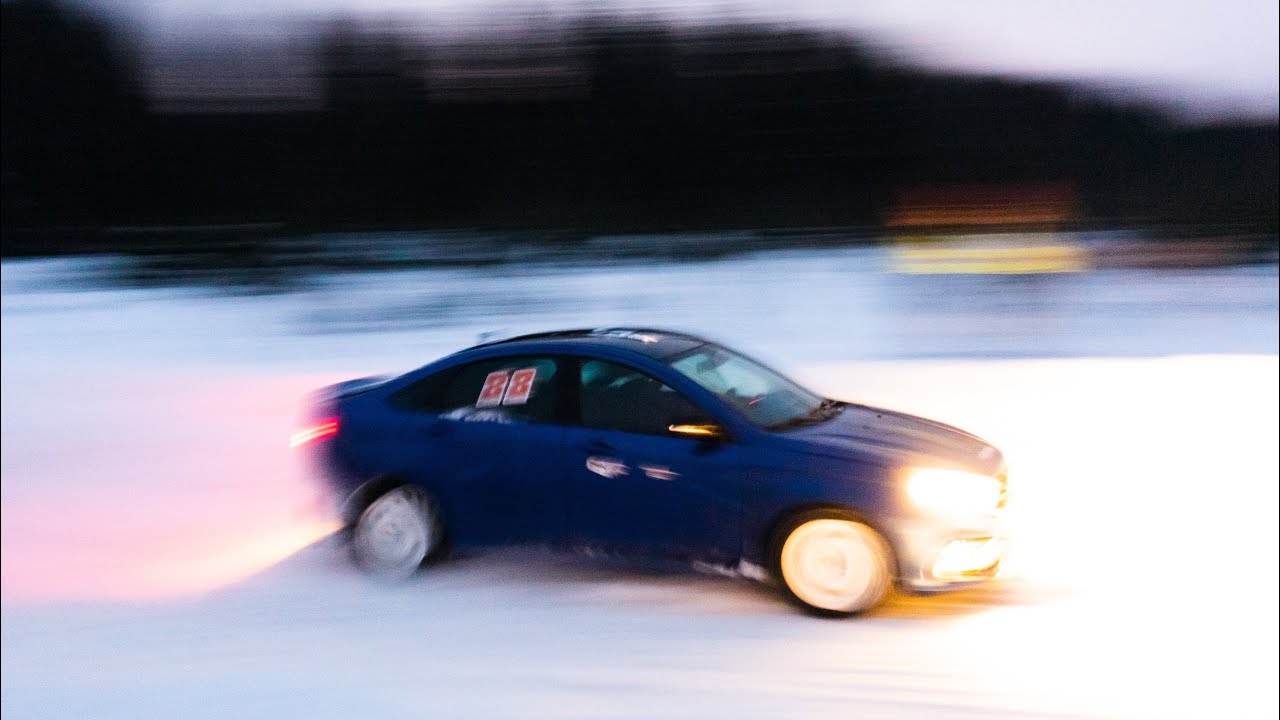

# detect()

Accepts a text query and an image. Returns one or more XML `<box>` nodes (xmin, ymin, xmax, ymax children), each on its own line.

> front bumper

<box><xmin>890</xmin><ymin>514</ymin><xmax>1009</xmax><ymax>592</ymax></box>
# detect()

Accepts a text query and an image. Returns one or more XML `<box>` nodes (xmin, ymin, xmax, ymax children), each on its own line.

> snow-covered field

<box><xmin>2</xmin><ymin>252</ymin><xmax>1277</xmax><ymax>719</ymax></box>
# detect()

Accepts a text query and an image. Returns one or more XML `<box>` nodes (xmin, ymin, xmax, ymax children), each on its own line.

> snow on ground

<box><xmin>3</xmin><ymin>250</ymin><xmax>1276</xmax><ymax>375</ymax></box>
<box><xmin>2</xmin><ymin>253</ymin><xmax>1277</xmax><ymax>719</ymax></box>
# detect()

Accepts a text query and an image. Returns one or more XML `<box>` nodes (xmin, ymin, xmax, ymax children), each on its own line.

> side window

<box><xmin>579</xmin><ymin>359</ymin><xmax>710</xmax><ymax>436</ymax></box>
<box><xmin>388</xmin><ymin>367</ymin><xmax>457</xmax><ymax>412</ymax></box>
<box><xmin>392</xmin><ymin>356</ymin><xmax>560</xmax><ymax>424</ymax></box>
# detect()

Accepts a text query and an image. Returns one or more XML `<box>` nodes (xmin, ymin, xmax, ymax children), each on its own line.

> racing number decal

<box><xmin>476</xmin><ymin>371</ymin><xmax>511</xmax><ymax>407</ymax></box>
<box><xmin>475</xmin><ymin>367</ymin><xmax>539</xmax><ymax>407</ymax></box>
<box><xmin>503</xmin><ymin>368</ymin><xmax>537</xmax><ymax>406</ymax></box>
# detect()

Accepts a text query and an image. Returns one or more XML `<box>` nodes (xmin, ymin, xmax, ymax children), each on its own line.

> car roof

<box><xmin>472</xmin><ymin>327</ymin><xmax>709</xmax><ymax>360</ymax></box>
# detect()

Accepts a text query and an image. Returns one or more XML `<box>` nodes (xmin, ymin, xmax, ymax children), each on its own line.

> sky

<box><xmin>104</xmin><ymin>0</ymin><xmax>1279</xmax><ymax>119</ymax></box>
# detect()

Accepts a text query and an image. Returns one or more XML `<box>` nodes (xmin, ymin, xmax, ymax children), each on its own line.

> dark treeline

<box><xmin>2</xmin><ymin>0</ymin><xmax>1277</xmax><ymax>256</ymax></box>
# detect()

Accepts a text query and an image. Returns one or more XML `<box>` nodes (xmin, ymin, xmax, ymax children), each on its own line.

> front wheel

<box><xmin>775</xmin><ymin>512</ymin><xmax>893</xmax><ymax>616</ymax></box>
<box><xmin>352</xmin><ymin>485</ymin><xmax>443</xmax><ymax>580</ymax></box>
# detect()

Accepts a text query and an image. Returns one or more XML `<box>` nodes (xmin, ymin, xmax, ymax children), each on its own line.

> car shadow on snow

<box><xmin>222</xmin><ymin>533</ymin><xmax>1058</xmax><ymax>620</ymax></box>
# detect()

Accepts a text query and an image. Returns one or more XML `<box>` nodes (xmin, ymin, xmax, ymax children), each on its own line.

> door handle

<box><xmin>586</xmin><ymin>456</ymin><xmax>629</xmax><ymax>479</ymax></box>
<box><xmin>639</xmin><ymin>464</ymin><xmax>679</xmax><ymax>481</ymax></box>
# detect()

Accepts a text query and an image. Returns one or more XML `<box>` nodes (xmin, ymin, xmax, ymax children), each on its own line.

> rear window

<box><xmin>391</xmin><ymin>356</ymin><xmax>561</xmax><ymax>424</ymax></box>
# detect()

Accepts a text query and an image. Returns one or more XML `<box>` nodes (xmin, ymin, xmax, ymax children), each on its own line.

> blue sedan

<box><xmin>297</xmin><ymin>328</ymin><xmax>1009</xmax><ymax>615</ymax></box>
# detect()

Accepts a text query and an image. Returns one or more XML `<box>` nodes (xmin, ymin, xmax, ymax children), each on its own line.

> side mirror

<box><xmin>668</xmin><ymin>421</ymin><xmax>729</xmax><ymax>442</ymax></box>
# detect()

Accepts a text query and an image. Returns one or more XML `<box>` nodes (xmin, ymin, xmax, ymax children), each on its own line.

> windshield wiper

<box><xmin>815</xmin><ymin>398</ymin><xmax>843</xmax><ymax>416</ymax></box>
<box><xmin>766</xmin><ymin>399</ymin><xmax>843</xmax><ymax>432</ymax></box>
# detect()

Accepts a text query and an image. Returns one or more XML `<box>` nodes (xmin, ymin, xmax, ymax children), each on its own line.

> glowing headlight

<box><xmin>906</xmin><ymin>468</ymin><xmax>1002</xmax><ymax>514</ymax></box>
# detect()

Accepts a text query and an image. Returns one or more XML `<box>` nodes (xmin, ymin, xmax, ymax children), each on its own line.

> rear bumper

<box><xmin>301</xmin><ymin>441</ymin><xmax>366</xmax><ymax>524</ymax></box>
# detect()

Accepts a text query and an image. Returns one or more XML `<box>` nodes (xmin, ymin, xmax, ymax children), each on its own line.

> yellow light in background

<box><xmin>891</xmin><ymin>243</ymin><xmax>1089</xmax><ymax>274</ymax></box>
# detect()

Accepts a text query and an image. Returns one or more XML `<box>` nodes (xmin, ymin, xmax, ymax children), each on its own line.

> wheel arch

<box><xmin>762</xmin><ymin>503</ymin><xmax>902</xmax><ymax>581</ymax></box>
<box><xmin>343</xmin><ymin>475</ymin><xmax>452</xmax><ymax>564</ymax></box>
<box><xmin>340</xmin><ymin>474</ymin><xmax>419</xmax><ymax>527</ymax></box>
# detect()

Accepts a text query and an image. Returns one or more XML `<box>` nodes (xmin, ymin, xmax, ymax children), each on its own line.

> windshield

<box><xmin>669</xmin><ymin>345</ymin><xmax>835</xmax><ymax>430</ymax></box>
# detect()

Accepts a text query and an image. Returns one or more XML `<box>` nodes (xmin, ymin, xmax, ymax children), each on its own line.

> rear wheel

<box><xmin>352</xmin><ymin>485</ymin><xmax>442</xmax><ymax>580</ymax></box>
<box><xmin>775</xmin><ymin>511</ymin><xmax>893</xmax><ymax>616</ymax></box>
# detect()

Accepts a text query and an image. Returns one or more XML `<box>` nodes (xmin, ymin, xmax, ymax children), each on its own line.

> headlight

<box><xmin>906</xmin><ymin>467</ymin><xmax>1002</xmax><ymax>515</ymax></box>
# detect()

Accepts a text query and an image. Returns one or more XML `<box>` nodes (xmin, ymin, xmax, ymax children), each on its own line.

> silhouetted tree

<box><xmin>1</xmin><ymin>7</ymin><xmax>1275</xmax><ymax>252</ymax></box>
<box><xmin>1</xmin><ymin>0</ymin><xmax>143</xmax><ymax>237</ymax></box>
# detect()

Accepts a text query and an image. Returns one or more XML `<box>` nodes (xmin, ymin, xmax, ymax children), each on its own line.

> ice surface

<box><xmin>2</xmin><ymin>254</ymin><xmax>1277</xmax><ymax>719</ymax></box>
<box><xmin>3</xmin><ymin>250</ymin><xmax>1276</xmax><ymax>376</ymax></box>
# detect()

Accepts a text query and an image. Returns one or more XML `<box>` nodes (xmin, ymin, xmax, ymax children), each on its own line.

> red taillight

<box><xmin>290</xmin><ymin>418</ymin><xmax>339</xmax><ymax>448</ymax></box>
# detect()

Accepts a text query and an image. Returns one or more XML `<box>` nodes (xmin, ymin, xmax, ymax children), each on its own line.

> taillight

<box><xmin>290</xmin><ymin>417</ymin><xmax>339</xmax><ymax>448</ymax></box>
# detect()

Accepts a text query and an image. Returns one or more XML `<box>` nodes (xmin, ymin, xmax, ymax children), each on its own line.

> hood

<box><xmin>782</xmin><ymin>403</ymin><xmax>1004</xmax><ymax>475</ymax></box>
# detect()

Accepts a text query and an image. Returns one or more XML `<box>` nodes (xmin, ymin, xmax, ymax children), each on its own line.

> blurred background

<box><xmin>2</xmin><ymin>2</ymin><xmax>1278</xmax><ymax>719</ymax></box>
<box><xmin>2</xmin><ymin>0</ymin><xmax>1277</xmax><ymax>270</ymax></box>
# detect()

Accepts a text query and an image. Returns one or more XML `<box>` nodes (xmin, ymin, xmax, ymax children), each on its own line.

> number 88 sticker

<box><xmin>475</xmin><ymin>367</ymin><xmax>538</xmax><ymax>407</ymax></box>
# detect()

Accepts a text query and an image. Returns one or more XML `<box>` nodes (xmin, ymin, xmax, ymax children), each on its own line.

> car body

<box><xmin>297</xmin><ymin>328</ymin><xmax>1009</xmax><ymax>615</ymax></box>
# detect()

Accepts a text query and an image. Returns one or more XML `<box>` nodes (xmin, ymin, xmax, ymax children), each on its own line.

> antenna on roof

<box><xmin>477</xmin><ymin>329</ymin><xmax>509</xmax><ymax>344</ymax></box>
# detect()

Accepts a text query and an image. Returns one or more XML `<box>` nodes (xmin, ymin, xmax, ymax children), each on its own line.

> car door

<box><xmin>563</xmin><ymin>357</ymin><xmax>742</xmax><ymax>562</ymax></box>
<box><xmin>392</xmin><ymin>355</ymin><xmax>567</xmax><ymax>547</ymax></box>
